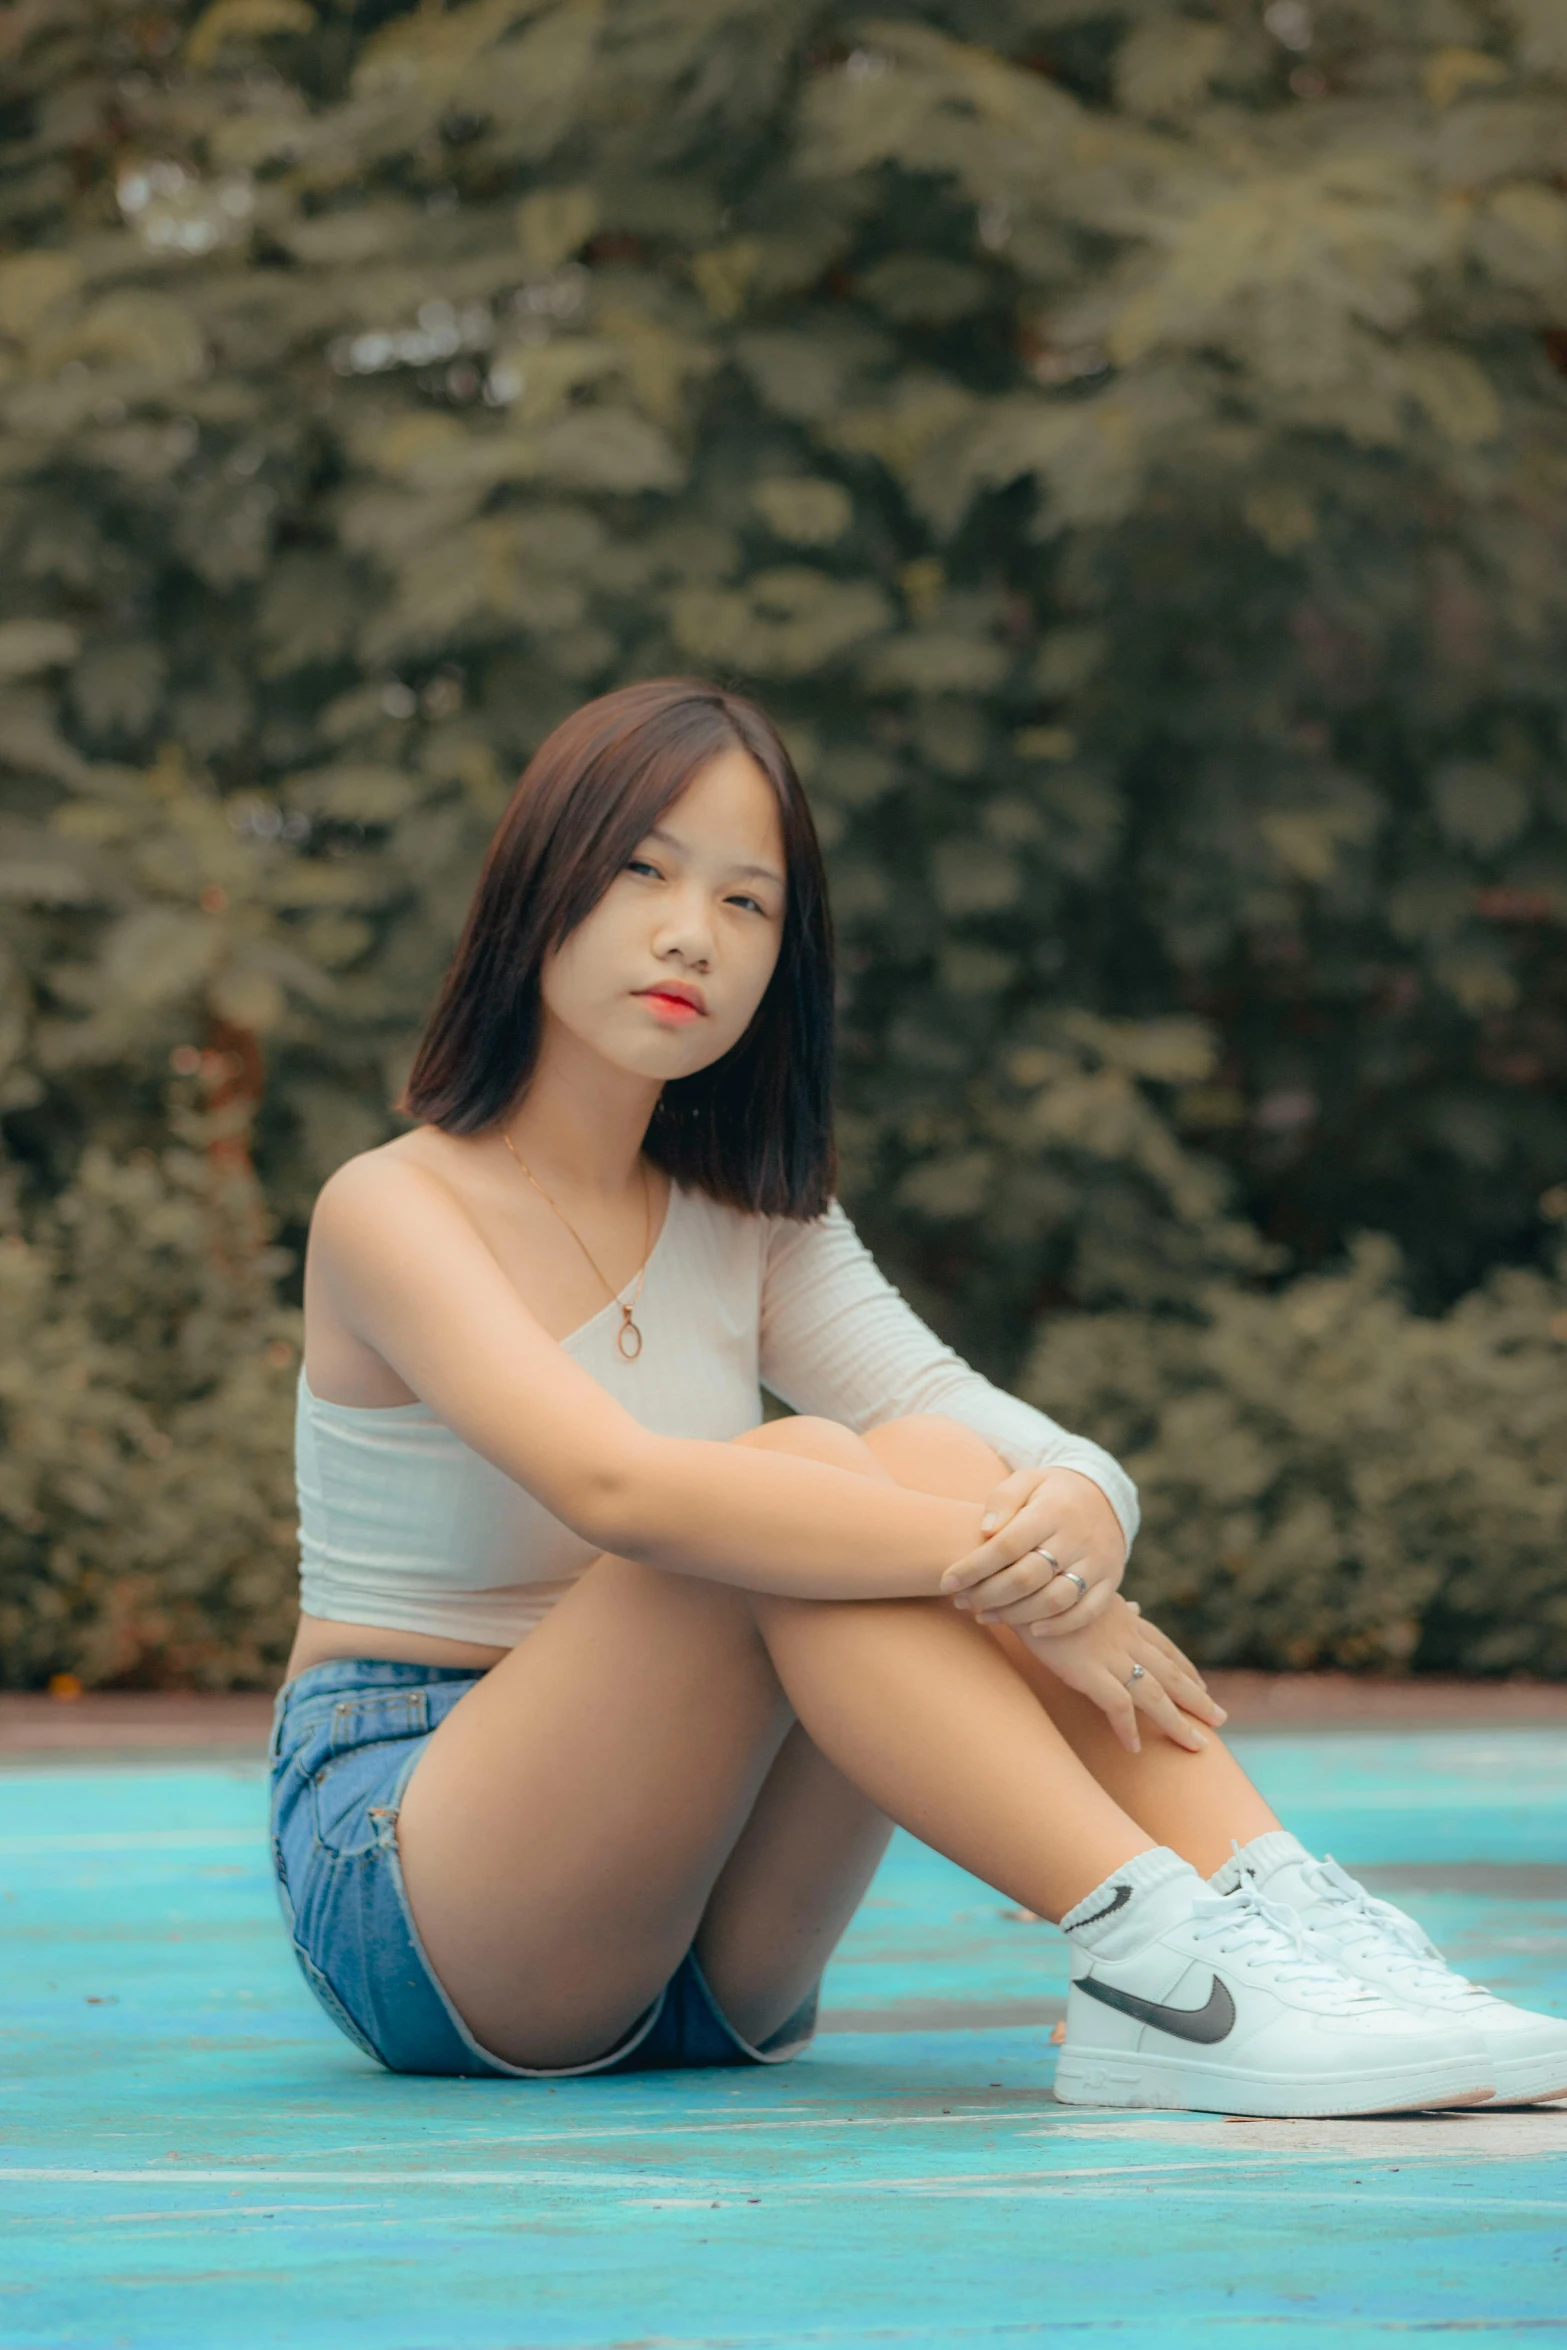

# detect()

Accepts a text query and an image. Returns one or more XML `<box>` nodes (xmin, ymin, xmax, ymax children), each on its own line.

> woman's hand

<box><xmin>939</xmin><ymin>1464</ymin><xmax>1126</xmax><ymax>1636</ymax></box>
<box><xmin>1019</xmin><ymin>1595</ymin><xmax>1226</xmax><ymax>1754</ymax></box>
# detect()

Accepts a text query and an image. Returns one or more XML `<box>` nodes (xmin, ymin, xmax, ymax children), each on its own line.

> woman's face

<box><xmin>539</xmin><ymin>746</ymin><xmax>789</xmax><ymax>1087</ymax></box>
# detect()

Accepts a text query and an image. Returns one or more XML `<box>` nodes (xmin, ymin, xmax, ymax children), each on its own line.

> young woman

<box><xmin>270</xmin><ymin>677</ymin><xmax>1567</xmax><ymax>2116</ymax></box>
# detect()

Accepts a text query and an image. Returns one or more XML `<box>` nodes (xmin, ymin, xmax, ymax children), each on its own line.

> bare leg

<box><xmin>860</xmin><ymin>1416</ymin><xmax>1281</xmax><ymax>1878</ymax></box>
<box><xmin>396</xmin><ymin>1412</ymin><xmax>1152</xmax><ymax>2070</ymax></box>
<box><xmin>691</xmin><ymin>1719</ymin><xmax>894</xmax><ymax>2047</ymax></box>
<box><xmin>701</xmin><ymin>1419</ymin><xmax>1283</xmax><ymax>2043</ymax></box>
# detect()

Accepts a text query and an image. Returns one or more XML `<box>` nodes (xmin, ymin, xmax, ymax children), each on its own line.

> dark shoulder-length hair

<box><xmin>401</xmin><ymin>677</ymin><xmax>837</xmax><ymax>1221</ymax></box>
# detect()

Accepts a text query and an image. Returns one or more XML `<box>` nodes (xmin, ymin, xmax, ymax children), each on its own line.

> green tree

<box><xmin>2</xmin><ymin>0</ymin><xmax>1564</xmax><ymax>1682</ymax></box>
<box><xmin>1023</xmin><ymin>1230</ymin><xmax>1567</xmax><ymax>1674</ymax></box>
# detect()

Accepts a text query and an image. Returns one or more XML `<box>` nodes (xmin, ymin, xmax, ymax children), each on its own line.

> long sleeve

<box><xmin>758</xmin><ymin>1199</ymin><xmax>1140</xmax><ymax>1554</ymax></box>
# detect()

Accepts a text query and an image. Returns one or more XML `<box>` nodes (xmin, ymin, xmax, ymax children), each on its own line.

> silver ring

<box><xmin>1034</xmin><ymin>1547</ymin><xmax>1062</xmax><ymax>1574</ymax></box>
<box><xmin>1063</xmin><ymin>1571</ymin><xmax>1088</xmax><ymax>1599</ymax></box>
<box><xmin>1128</xmin><ymin>1662</ymin><xmax>1147</xmax><ymax>1684</ymax></box>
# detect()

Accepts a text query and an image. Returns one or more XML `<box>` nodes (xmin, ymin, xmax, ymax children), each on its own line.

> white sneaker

<box><xmin>1215</xmin><ymin>1830</ymin><xmax>1567</xmax><ymax>2109</ymax></box>
<box><xmin>1052</xmin><ymin>1847</ymin><xmax>1495</xmax><ymax>2117</ymax></box>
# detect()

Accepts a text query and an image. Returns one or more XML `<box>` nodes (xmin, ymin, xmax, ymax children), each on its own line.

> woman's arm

<box><xmin>758</xmin><ymin>1199</ymin><xmax>1140</xmax><ymax>1554</ymax></box>
<box><xmin>310</xmin><ymin>1155</ymin><xmax>983</xmax><ymax>1602</ymax></box>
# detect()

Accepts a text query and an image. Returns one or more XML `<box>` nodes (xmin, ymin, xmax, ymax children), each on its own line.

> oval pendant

<box><xmin>616</xmin><ymin>1315</ymin><xmax>643</xmax><ymax>1361</ymax></box>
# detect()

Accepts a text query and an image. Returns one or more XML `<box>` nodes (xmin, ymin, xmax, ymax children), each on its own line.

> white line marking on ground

<box><xmin>6</xmin><ymin>2145</ymin><xmax>1561</xmax><ymax>2196</ymax></box>
<box><xmin>550</xmin><ymin>2114</ymin><xmax>1030</xmax><ymax>2145</ymax></box>
<box><xmin>97</xmin><ymin>2205</ymin><xmax>375</xmax><ymax>2222</ymax></box>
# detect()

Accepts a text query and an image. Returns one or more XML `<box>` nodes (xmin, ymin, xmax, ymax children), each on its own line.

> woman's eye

<box><xmin>729</xmin><ymin>894</ymin><xmax>767</xmax><ymax>915</ymax></box>
<box><xmin>626</xmin><ymin>859</ymin><xmax>660</xmax><ymax>878</ymax></box>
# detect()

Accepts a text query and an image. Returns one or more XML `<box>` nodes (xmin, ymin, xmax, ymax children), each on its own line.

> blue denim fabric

<box><xmin>268</xmin><ymin>1657</ymin><xmax>822</xmax><ymax>2078</ymax></box>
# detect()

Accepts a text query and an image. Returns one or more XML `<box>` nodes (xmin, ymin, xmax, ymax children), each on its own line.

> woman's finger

<box><xmin>1130</xmin><ymin>1664</ymin><xmax>1209</xmax><ymax>1754</ymax></box>
<box><xmin>1141</xmin><ymin>1626</ymin><xmax>1212</xmax><ymax>1682</ymax></box>
<box><xmin>1134</xmin><ymin>1616</ymin><xmax>1213</xmax><ymax>1688</ymax></box>
<box><xmin>955</xmin><ymin>1546</ymin><xmax>1072</xmax><ymax>1612</ymax></box>
<box><xmin>1012</xmin><ymin>1576</ymin><xmax>1115</xmax><ymax>1637</ymax></box>
<box><xmin>1136</xmin><ymin>1622</ymin><xmax>1227</xmax><ymax>1724</ymax></box>
<box><xmin>976</xmin><ymin>1470</ymin><xmax>1040</xmax><ymax>1536</ymax></box>
<box><xmin>950</xmin><ymin>1526</ymin><xmax>1087</xmax><ymax>1609</ymax></box>
<box><xmin>968</xmin><ymin>1557</ymin><xmax>1085</xmax><ymax>1623</ymax></box>
<box><xmin>939</xmin><ymin>1525</ymin><xmax>1045</xmax><ymax>1595</ymax></box>
<box><xmin>1165</xmin><ymin>1663</ymin><xmax>1226</xmax><ymax>1726</ymax></box>
<box><xmin>982</xmin><ymin>1586</ymin><xmax>1075</xmax><ymax>1631</ymax></box>
<box><xmin>1090</xmin><ymin>1668</ymin><xmax>1142</xmax><ymax>1754</ymax></box>
<box><xmin>1072</xmin><ymin>1578</ymin><xmax>1116</xmax><ymax>1630</ymax></box>
<box><xmin>1161</xmin><ymin>1665</ymin><xmax>1225</xmax><ymax>1725</ymax></box>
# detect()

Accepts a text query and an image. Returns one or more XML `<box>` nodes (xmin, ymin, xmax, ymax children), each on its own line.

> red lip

<box><xmin>636</xmin><ymin>984</ymin><xmax>707</xmax><ymax>1015</ymax></box>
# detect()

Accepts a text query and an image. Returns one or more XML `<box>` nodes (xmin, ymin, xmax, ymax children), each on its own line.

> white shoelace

<box><xmin>1292</xmin><ymin>1854</ymin><xmax>1479</xmax><ymax>2002</ymax></box>
<box><xmin>1186</xmin><ymin>1883</ymin><xmax>1382</xmax><ymax>2007</ymax></box>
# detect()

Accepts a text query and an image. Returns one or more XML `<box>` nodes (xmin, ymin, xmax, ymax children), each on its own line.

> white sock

<box><xmin>1059</xmin><ymin>1846</ymin><xmax>1205</xmax><ymax>1957</ymax></box>
<box><xmin>1209</xmin><ymin>1827</ymin><xmax>1311</xmax><ymax>1897</ymax></box>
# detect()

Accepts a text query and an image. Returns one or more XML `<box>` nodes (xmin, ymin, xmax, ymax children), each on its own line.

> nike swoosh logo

<box><xmin>1064</xmin><ymin>1883</ymin><xmax>1133</xmax><ymax>1933</ymax></box>
<box><xmin>1075</xmin><ymin>1973</ymin><xmax>1237</xmax><ymax>2045</ymax></box>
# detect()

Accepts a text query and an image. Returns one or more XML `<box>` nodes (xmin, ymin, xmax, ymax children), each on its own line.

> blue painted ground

<box><xmin>3</xmin><ymin>1729</ymin><xmax>1565</xmax><ymax>2347</ymax></box>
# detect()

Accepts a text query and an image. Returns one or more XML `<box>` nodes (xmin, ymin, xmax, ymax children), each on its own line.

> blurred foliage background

<box><xmin>1</xmin><ymin>0</ymin><xmax>1565</xmax><ymax>1687</ymax></box>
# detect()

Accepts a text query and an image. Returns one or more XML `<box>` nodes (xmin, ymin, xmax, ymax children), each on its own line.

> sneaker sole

<box><xmin>1478</xmin><ymin>2078</ymin><xmax>1567</xmax><ymax>2107</ymax></box>
<box><xmin>1052</xmin><ymin>2049</ymin><xmax>1496</xmax><ymax>2118</ymax></box>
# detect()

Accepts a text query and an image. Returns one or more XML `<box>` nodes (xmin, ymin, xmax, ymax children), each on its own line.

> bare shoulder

<box><xmin>311</xmin><ymin>1130</ymin><xmax>480</xmax><ymax>1261</ymax></box>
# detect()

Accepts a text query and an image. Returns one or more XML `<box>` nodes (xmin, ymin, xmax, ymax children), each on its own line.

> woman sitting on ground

<box><xmin>270</xmin><ymin>677</ymin><xmax>1567</xmax><ymax>2115</ymax></box>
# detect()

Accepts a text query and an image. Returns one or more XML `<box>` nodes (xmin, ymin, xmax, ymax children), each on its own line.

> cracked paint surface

<box><xmin>2</xmin><ymin>1728</ymin><xmax>1564</xmax><ymax>2345</ymax></box>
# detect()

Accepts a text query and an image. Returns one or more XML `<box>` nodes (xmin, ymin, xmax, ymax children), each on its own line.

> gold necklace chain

<box><xmin>500</xmin><ymin>1129</ymin><xmax>651</xmax><ymax>1362</ymax></box>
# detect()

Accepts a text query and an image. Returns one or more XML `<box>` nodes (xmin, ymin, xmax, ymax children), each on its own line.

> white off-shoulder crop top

<box><xmin>295</xmin><ymin>1180</ymin><xmax>1139</xmax><ymax>1648</ymax></box>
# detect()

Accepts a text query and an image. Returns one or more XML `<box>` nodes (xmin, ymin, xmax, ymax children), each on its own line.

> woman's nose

<box><xmin>652</xmin><ymin>889</ymin><xmax>714</xmax><ymax>963</ymax></box>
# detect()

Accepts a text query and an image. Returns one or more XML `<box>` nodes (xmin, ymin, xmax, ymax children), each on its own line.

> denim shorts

<box><xmin>267</xmin><ymin>1657</ymin><xmax>822</xmax><ymax>2078</ymax></box>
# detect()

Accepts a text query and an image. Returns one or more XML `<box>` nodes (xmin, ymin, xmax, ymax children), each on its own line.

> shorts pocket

<box><xmin>307</xmin><ymin>1688</ymin><xmax>430</xmax><ymax>1859</ymax></box>
<box><xmin>326</xmin><ymin>1687</ymin><xmax>428</xmax><ymax>1757</ymax></box>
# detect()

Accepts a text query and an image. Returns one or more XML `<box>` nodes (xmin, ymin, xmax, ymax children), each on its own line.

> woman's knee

<box><xmin>860</xmin><ymin>1414</ymin><xmax>1008</xmax><ymax>1497</ymax></box>
<box><xmin>732</xmin><ymin>1409</ymin><xmax>1005</xmax><ymax>1497</ymax></box>
<box><xmin>732</xmin><ymin>1414</ymin><xmax>893</xmax><ymax>1478</ymax></box>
